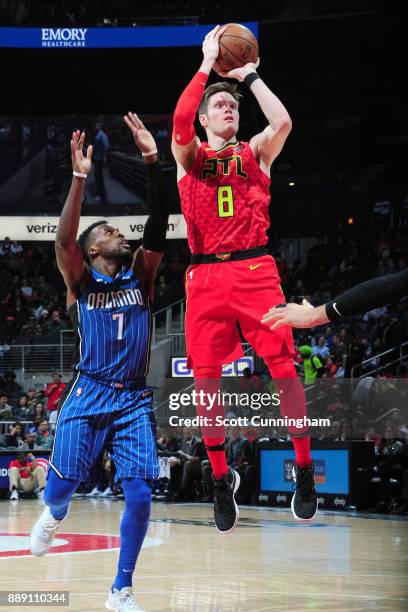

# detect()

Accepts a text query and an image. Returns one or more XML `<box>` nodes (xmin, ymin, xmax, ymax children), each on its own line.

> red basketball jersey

<box><xmin>178</xmin><ymin>141</ymin><xmax>271</xmax><ymax>254</ymax></box>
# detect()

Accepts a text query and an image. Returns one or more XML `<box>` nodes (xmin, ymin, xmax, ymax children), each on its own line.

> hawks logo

<box><xmin>216</xmin><ymin>252</ymin><xmax>231</xmax><ymax>261</ymax></box>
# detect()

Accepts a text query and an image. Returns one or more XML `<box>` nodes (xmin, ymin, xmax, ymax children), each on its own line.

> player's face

<box><xmin>89</xmin><ymin>224</ymin><xmax>131</xmax><ymax>262</ymax></box>
<box><xmin>201</xmin><ymin>92</ymin><xmax>239</xmax><ymax>138</ymax></box>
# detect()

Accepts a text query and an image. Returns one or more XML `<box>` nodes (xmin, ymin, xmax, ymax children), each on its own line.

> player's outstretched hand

<box><xmin>261</xmin><ymin>299</ymin><xmax>317</xmax><ymax>330</ymax></box>
<box><xmin>202</xmin><ymin>25</ymin><xmax>227</xmax><ymax>65</ymax></box>
<box><xmin>71</xmin><ymin>130</ymin><xmax>92</xmax><ymax>175</ymax></box>
<box><xmin>124</xmin><ymin>112</ymin><xmax>157</xmax><ymax>156</ymax></box>
<box><xmin>213</xmin><ymin>58</ymin><xmax>260</xmax><ymax>81</ymax></box>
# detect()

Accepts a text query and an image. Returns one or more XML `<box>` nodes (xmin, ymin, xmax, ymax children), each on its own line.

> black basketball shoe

<box><xmin>291</xmin><ymin>462</ymin><xmax>318</xmax><ymax>521</ymax></box>
<box><xmin>212</xmin><ymin>467</ymin><xmax>240</xmax><ymax>534</ymax></box>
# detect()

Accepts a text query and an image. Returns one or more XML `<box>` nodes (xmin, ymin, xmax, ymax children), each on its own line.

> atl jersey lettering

<box><xmin>68</xmin><ymin>267</ymin><xmax>151</xmax><ymax>382</ymax></box>
<box><xmin>177</xmin><ymin>141</ymin><xmax>271</xmax><ymax>254</ymax></box>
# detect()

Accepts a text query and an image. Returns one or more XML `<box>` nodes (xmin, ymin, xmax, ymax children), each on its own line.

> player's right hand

<box><xmin>202</xmin><ymin>25</ymin><xmax>227</xmax><ymax>64</ymax></box>
<box><xmin>261</xmin><ymin>299</ymin><xmax>316</xmax><ymax>329</ymax></box>
<box><xmin>71</xmin><ymin>130</ymin><xmax>92</xmax><ymax>176</ymax></box>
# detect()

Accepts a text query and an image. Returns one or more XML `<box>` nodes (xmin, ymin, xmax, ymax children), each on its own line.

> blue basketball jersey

<box><xmin>68</xmin><ymin>267</ymin><xmax>151</xmax><ymax>382</ymax></box>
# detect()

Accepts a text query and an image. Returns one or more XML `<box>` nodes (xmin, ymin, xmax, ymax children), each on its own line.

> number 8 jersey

<box><xmin>68</xmin><ymin>267</ymin><xmax>151</xmax><ymax>382</ymax></box>
<box><xmin>177</xmin><ymin>141</ymin><xmax>271</xmax><ymax>254</ymax></box>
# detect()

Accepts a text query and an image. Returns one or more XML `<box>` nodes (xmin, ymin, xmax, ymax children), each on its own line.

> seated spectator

<box><xmin>4</xmin><ymin>421</ymin><xmax>26</xmax><ymax>448</ymax></box>
<box><xmin>323</xmin><ymin>355</ymin><xmax>337</xmax><ymax>378</ymax></box>
<box><xmin>23</xmin><ymin>432</ymin><xmax>37</xmax><ymax>451</ymax></box>
<box><xmin>239</xmin><ymin>367</ymin><xmax>261</xmax><ymax>393</ymax></box>
<box><xmin>312</xmin><ymin>335</ymin><xmax>330</xmax><ymax>359</ymax></box>
<box><xmin>27</xmin><ymin>416</ymin><xmax>43</xmax><ymax>434</ymax></box>
<box><xmin>10</xmin><ymin>240</ymin><xmax>23</xmax><ymax>255</ymax></box>
<box><xmin>46</xmin><ymin>309</ymin><xmax>67</xmax><ymax>340</ymax></box>
<box><xmin>26</xmin><ymin>387</ymin><xmax>40</xmax><ymax>412</ymax></box>
<box><xmin>20</xmin><ymin>276</ymin><xmax>33</xmax><ymax>299</ymax></box>
<box><xmin>1</xmin><ymin>371</ymin><xmax>22</xmax><ymax>397</ymax></box>
<box><xmin>20</xmin><ymin>316</ymin><xmax>42</xmax><ymax>338</ymax></box>
<box><xmin>35</xmin><ymin>419</ymin><xmax>54</xmax><ymax>450</ymax></box>
<box><xmin>0</xmin><ymin>393</ymin><xmax>13</xmax><ymax>420</ymax></box>
<box><xmin>225</xmin><ymin>426</ymin><xmax>252</xmax><ymax>467</ymax></box>
<box><xmin>336</xmin><ymin>419</ymin><xmax>352</xmax><ymax>441</ymax></box>
<box><xmin>33</xmin><ymin>401</ymin><xmax>47</xmax><ymax>420</ymax></box>
<box><xmin>14</xmin><ymin>395</ymin><xmax>34</xmax><ymax>420</ymax></box>
<box><xmin>225</xmin><ymin>426</ymin><xmax>254</xmax><ymax>504</ymax></box>
<box><xmin>8</xmin><ymin>452</ymin><xmax>46</xmax><ymax>500</ymax></box>
<box><xmin>38</xmin><ymin>310</ymin><xmax>50</xmax><ymax>334</ymax></box>
<box><xmin>168</xmin><ymin>427</ymin><xmax>206</xmax><ymax>501</ymax></box>
<box><xmin>44</xmin><ymin>372</ymin><xmax>66</xmax><ymax>413</ymax></box>
<box><xmin>372</xmin><ymin>428</ymin><xmax>407</xmax><ymax>513</ymax></box>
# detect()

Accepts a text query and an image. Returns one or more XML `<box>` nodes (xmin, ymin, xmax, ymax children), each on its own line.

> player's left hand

<box><xmin>124</xmin><ymin>112</ymin><xmax>157</xmax><ymax>156</ymax></box>
<box><xmin>213</xmin><ymin>58</ymin><xmax>260</xmax><ymax>81</ymax></box>
<box><xmin>71</xmin><ymin>130</ymin><xmax>92</xmax><ymax>175</ymax></box>
<box><xmin>261</xmin><ymin>299</ymin><xmax>316</xmax><ymax>329</ymax></box>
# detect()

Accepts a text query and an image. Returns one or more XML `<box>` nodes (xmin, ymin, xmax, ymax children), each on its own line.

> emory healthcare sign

<box><xmin>41</xmin><ymin>28</ymin><xmax>88</xmax><ymax>47</ymax></box>
<box><xmin>0</xmin><ymin>23</ymin><xmax>258</xmax><ymax>48</ymax></box>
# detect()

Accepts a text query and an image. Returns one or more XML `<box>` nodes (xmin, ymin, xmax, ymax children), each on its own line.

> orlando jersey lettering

<box><xmin>69</xmin><ymin>267</ymin><xmax>151</xmax><ymax>381</ymax></box>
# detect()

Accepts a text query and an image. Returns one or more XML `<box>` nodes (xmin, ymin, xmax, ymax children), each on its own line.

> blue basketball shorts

<box><xmin>48</xmin><ymin>373</ymin><xmax>159</xmax><ymax>483</ymax></box>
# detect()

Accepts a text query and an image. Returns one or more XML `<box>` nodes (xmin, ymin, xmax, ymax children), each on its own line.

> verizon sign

<box><xmin>0</xmin><ymin>215</ymin><xmax>187</xmax><ymax>241</ymax></box>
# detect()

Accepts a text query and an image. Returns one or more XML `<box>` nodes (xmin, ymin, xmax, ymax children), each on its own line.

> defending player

<box><xmin>30</xmin><ymin>115</ymin><xmax>168</xmax><ymax>612</ymax></box>
<box><xmin>262</xmin><ymin>267</ymin><xmax>408</xmax><ymax>328</ymax></box>
<box><xmin>172</xmin><ymin>25</ymin><xmax>317</xmax><ymax>533</ymax></box>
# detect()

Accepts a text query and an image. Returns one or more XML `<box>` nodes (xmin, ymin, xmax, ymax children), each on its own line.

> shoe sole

<box><xmin>290</xmin><ymin>491</ymin><xmax>318</xmax><ymax>522</ymax></box>
<box><xmin>105</xmin><ymin>599</ymin><xmax>144</xmax><ymax>612</ymax></box>
<box><xmin>215</xmin><ymin>469</ymin><xmax>241</xmax><ymax>535</ymax></box>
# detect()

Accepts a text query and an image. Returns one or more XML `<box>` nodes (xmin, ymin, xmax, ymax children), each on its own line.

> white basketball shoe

<box><xmin>105</xmin><ymin>587</ymin><xmax>144</xmax><ymax>611</ymax></box>
<box><xmin>30</xmin><ymin>506</ymin><xmax>62</xmax><ymax>556</ymax></box>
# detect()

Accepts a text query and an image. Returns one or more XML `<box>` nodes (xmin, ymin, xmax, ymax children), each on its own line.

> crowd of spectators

<box><xmin>151</xmin><ymin>414</ymin><xmax>408</xmax><ymax>514</ymax></box>
<box><xmin>278</xmin><ymin>230</ymin><xmax>408</xmax><ymax>382</ymax></box>
<box><xmin>0</xmin><ymin>369</ymin><xmax>64</xmax><ymax>451</ymax></box>
<box><xmin>0</xmin><ymin>238</ymin><xmax>187</xmax><ymax>350</ymax></box>
<box><xmin>1</xmin><ymin>226</ymin><xmax>407</xmax><ymax>511</ymax></box>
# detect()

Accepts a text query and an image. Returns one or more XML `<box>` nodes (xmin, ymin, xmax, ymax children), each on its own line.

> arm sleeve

<box><xmin>172</xmin><ymin>71</ymin><xmax>209</xmax><ymax>145</ymax></box>
<box><xmin>325</xmin><ymin>268</ymin><xmax>408</xmax><ymax>321</ymax></box>
<box><xmin>142</xmin><ymin>161</ymin><xmax>169</xmax><ymax>253</ymax></box>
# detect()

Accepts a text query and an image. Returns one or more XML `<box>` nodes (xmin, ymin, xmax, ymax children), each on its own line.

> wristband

<box><xmin>142</xmin><ymin>149</ymin><xmax>158</xmax><ymax>157</ymax></box>
<box><xmin>325</xmin><ymin>301</ymin><xmax>343</xmax><ymax>322</ymax></box>
<box><xmin>244</xmin><ymin>72</ymin><xmax>261</xmax><ymax>88</ymax></box>
<box><xmin>73</xmin><ymin>171</ymin><xmax>88</xmax><ymax>179</ymax></box>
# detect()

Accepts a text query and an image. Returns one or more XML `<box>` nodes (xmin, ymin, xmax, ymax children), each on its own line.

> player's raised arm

<box><xmin>262</xmin><ymin>267</ymin><xmax>408</xmax><ymax>329</ymax></box>
<box><xmin>171</xmin><ymin>25</ymin><xmax>227</xmax><ymax>177</ymax></box>
<box><xmin>55</xmin><ymin>130</ymin><xmax>92</xmax><ymax>301</ymax></box>
<box><xmin>215</xmin><ymin>60</ymin><xmax>292</xmax><ymax>173</ymax></box>
<box><xmin>124</xmin><ymin>112</ymin><xmax>169</xmax><ymax>299</ymax></box>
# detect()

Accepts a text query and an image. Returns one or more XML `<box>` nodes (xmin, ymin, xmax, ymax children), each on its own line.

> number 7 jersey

<box><xmin>177</xmin><ymin>141</ymin><xmax>271</xmax><ymax>254</ymax></box>
<box><xmin>68</xmin><ymin>267</ymin><xmax>151</xmax><ymax>382</ymax></box>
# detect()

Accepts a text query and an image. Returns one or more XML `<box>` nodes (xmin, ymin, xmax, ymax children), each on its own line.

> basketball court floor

<box><xmin>0</xmin><ymin>498</ymin><xmax>407</xmax><ymax>611</ymax></box>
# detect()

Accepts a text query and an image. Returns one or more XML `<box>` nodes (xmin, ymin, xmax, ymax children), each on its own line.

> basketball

<box><xmin>217</xmin><ymin>23</ymin><xmax>259</xmax><ymax>73</ymax></box>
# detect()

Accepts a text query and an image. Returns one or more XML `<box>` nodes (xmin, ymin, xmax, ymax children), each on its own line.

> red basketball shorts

<box><xmin>184</xmin><ymin>254</ymin><xmax>295</xmax><ymax>368</ymax></box>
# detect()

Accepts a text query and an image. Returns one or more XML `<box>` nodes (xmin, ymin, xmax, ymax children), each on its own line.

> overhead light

<box><xmin>288</xmin><ymin>182</ymin><xmax>295</xmax><ymax>186</ymax></box>
<box><xmin>347</xmin><ymin>217</ymin><xmax>354</xmax><ymax>225</ymax></box>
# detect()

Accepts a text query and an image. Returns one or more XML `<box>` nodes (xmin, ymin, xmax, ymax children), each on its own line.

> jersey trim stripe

<box><xmin>50</xmin><ymin>371</ymin><xmax>80</xmax><ymax>467</ymax></box>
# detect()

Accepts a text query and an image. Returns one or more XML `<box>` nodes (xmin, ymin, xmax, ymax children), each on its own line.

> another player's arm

<box><xmin>124</xmin><ymin>113</ymin><xmax>169</xmax><ymax>300</ymax></box>
<box><xmin>55</xmin><ymin>131</ymin><xmax>92</xmax><ymax>305</ymax></box>
<box><xmin>262</xmin><ymin>268</ymin><xmax>408</xmax><ymax>329</ymax></box>
<box><xmin>171</xmin><ymin>25</ymin><xmax>227</xmax><ymax>178</ymax></box>
<box><xmin>215</xmin><ymin>61</ymin><xmax>292</xmax><ymax>172</ymax></box>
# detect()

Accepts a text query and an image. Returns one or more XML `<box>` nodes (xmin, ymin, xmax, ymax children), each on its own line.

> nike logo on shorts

<box><xmin>249</xmin><ymin>264</ymin><xmax>262</xmax><ymax>271</ymax></box>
